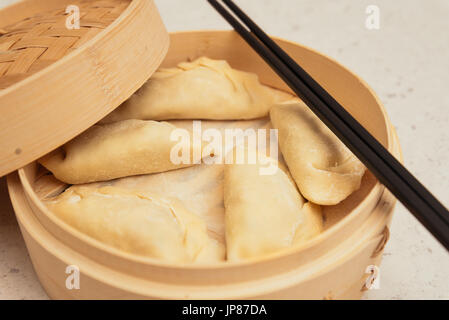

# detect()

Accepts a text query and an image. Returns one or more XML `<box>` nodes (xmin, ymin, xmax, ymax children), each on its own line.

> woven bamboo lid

<box><xmin>0</xmin><ymin>0</ymin><xmax>169</xmax><ymax>177</ymax></box>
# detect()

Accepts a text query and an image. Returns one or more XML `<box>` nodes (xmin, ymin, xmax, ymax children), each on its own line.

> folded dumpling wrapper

<box><xmin>86</xmin><ymin>118</ymin><xmax>279</xmax><ymax>247</ymax></box>
<box><xmin>100</xmin><ymin>57</ymin><xmax>285</xmax><ymax>122</ymax></box>
<box><xmin>270</xmin><ymin>101</ymin><xmax>366</xmax><ymax>205</ymax></box>
<box><xmin>44</xmin><ymin>186</ymin><xmax>224</xmax><ymax>263</ymax></box>
<box><xmin>39</xmin><ymin>119</ymin><xmax>199</xmax><ymax>184</ymax></box>
<box><xmin>224</xmin><ymin>150</ymin><xmax>323</xmax><ymax>261</ymax></box>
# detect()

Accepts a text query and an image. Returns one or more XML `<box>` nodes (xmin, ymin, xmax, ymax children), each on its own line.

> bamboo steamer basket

<box><xmin>3</xmin><ymin>5</ymin><xmax>401</xmax><ymax>299</ymax></box>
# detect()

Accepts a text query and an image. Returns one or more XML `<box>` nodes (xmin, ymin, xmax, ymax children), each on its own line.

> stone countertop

<box><xmin>0</xmin><ymin>0</ymin><xmax>448</xmax><ymax>299</ymax></box>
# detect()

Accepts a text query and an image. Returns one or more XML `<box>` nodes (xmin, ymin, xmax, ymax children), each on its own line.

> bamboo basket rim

<box><xmin>15</xmin><ymin>31</ymin><xmax>398</xmax><ymax>270</ymax></box>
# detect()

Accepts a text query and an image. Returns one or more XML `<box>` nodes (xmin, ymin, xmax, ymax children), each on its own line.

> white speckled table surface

<box><xmin>0</xmin><ymin>0</ymin><xmax>448</xmax><ymax>300</ymax></box>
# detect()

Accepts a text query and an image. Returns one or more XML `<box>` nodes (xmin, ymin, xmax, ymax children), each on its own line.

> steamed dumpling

<box><xmin>270</xmin><ymin>101</ymin><xmax>366</xmax><ymax>205</ymax></box>
<box><xmin>100</xmin><ymin>57</ymin><xmax>282</xmax><ymax>122</ymax></box>
<box><xmin>39</xmin><ymin>119</ymin><xmax>199</xmax><ymax>184</ymax></box>
<box><xmin>223</xmin><ymin>151</ymin><xmax>323</xmax><ymax>261</ymax></box>
<box><xmin>44</xmin><ymin>186</ymin><xmax>224</xmax><ymax>263</ymax></box>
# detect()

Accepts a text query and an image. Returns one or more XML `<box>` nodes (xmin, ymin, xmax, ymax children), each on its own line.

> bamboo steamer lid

<box><xmin>0</xmin><ymin>0</ymin><xmax>169</xmax><ymax>177</ymax></box>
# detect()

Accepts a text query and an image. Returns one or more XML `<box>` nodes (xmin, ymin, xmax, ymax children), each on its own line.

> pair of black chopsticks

<box><xmin>208</xmin><ymin>0</ymin><xmax>449</xmax><ymax>251</ymax></box>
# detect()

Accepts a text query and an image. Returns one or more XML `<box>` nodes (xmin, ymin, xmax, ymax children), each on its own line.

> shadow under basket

<box><xmin>7</xmin><ymin>31</ymin><xmax>401</xmax><ymax>299</ymax></box>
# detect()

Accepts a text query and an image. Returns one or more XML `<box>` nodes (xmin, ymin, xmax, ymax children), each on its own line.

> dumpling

<box><xmin>223</xmin><ymin>151</ymin><xmax>323</xmax><ymax>261</ymax></box>
<box><xmin>39</xmin><ymin>119</ymin><xmax>199</xmax><ymax>184</ymax></box>
<box><xmin>44</xmin><ymin>186</ymin><xmax>224</xmax><ymax>263</ymax></box>
<box><xmin>100</xmin><ymin>57</ymin><xmax>283</xmax><ymax>122</ymax></box>
<box><xmin>270</xmin><ymin>101</ymin><xmax>366</xmax><ymax>205</ymax></box>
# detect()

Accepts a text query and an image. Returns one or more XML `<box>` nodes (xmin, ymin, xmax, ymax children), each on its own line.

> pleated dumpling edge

<box><xmin>100</xmin><ymin>56</ymin><xmax>288</xmax><ymax>122</ymax></box>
